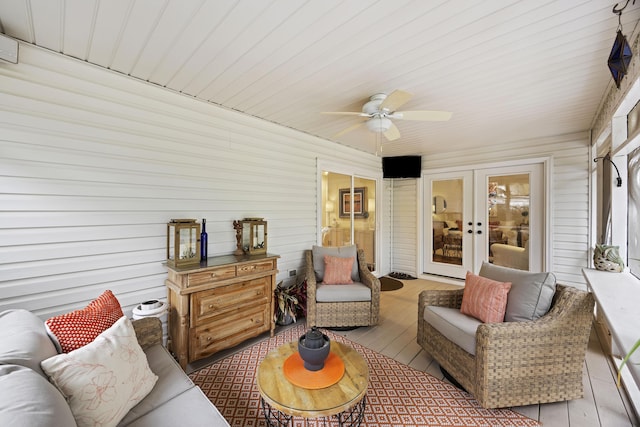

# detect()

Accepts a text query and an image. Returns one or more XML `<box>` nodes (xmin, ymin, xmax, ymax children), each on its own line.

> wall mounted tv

<box><xmin>382</xmin><ymin>155</ymin><xmax>422</xmax><ymax>179</ymax></box>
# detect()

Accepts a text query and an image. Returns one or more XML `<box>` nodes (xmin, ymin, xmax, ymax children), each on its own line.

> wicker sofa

<box><xmin>304</xmin><ymin>246</ymin><xmax>380</xmax><ymax>328</ymax></box>
<box><xmin>417</xmin><ymin>264</ymin><xmax>595</xmax><ymax>409</ymax></box>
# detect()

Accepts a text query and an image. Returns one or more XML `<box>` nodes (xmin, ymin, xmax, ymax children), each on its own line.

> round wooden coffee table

<box><xmin>256</xmin><ymin>340</ymin><xmax>368</xmax><ymax>426</ymax></box>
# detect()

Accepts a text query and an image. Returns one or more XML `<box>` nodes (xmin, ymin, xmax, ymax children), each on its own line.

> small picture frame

<box><xmin>339</xmin><ymin>187</ymin><xmax>367</xmax><ymax>218</ymax></box>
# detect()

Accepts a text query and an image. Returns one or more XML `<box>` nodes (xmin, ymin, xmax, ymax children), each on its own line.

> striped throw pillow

<box><xmin>460</xmin><ymin>272</ymin><xmax>511</xmax><ymax>323</ymax></box>
<box><xmin>322</xmin><ymin>255</ymin><xmax>355</xmax><ymax>285</ymax></box>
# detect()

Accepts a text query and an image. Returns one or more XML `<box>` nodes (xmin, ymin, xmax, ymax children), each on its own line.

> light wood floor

<box><xmin>333</xmin><ymin>278</ymin><xmax>639</xmax><ymax>427</ymax></box>
<box><xmin>188</xmin><ymin>277</ymin><xmax>639</xmax><ymax>426</ymax></box>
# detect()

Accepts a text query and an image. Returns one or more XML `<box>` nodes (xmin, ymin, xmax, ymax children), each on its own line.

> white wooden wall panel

<box><xmin>0</xmin><ymin>44</ymin><xmax>381</xmax><ymax>319</ymax></box>
<box><xmin>390</xmin><ymin>134</ymin><xmax>590</xmax><ymax>287</ymax></box>
<box><xmin>390</xmin><ymin>178</ymin><xmax>418</xmax><ymax>276</ymax></box>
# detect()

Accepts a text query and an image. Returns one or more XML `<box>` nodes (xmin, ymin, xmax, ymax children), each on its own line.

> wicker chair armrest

<box><xmin>131</xmin><ymin>317</ymin><xmax>163</xmax><ymax>350</ymax></box>
<box><xmin>304</xmin><ymin>250</ymin><xmax>317</xmax><ymax>299</ymax></box>
<box><xmin>356</xmin><ymin>249</ymin><xmax>379</xmax><ymax>292</ymax></box>
<box><xmin>418</xmin><ymin>288</ymin><xmax>465</xmax><ymax>310</ymax></box>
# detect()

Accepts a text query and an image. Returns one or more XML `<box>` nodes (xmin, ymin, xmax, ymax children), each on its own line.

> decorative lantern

<box><xmin>167</xmin><ymin>219</ymin><xmax>201</xmax><ymax>268</ymax></box>
<box><xmin>239</xmin><ymin>218</ymin><xmax>267</xmax><ymax>255</ymax></box>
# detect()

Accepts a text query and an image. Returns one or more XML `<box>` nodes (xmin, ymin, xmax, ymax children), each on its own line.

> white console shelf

<box><xmin>583</xmin><ymin>268</ymin><xmax>640</xmax><ymax>387</ymax></box>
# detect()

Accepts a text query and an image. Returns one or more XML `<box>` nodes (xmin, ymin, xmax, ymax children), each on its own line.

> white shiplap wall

<box><xmin>0</xmin><ymin>44</ymin><xmax>383</xmax><ymax>319</ymax></box>
<box><xmin>390</xmin><ymin>133</ymin><xmax>591</xmax><ymax>288</ymax></box>
<box><xmin>389</xmin><ymin>178</ymin><xmax>419</xmax><ymax>277</ymax></box>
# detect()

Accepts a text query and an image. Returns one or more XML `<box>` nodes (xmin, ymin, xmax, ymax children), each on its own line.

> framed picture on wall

<box><xmin>339</xmin><ymin>187</ymin><xmax>367</xmax><ymax>218</ymax></box>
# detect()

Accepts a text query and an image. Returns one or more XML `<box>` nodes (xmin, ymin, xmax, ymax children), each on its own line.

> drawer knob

<box><xmin>207</xmin><ymin>337</ymin><xmax>212</xmax><ymax>341</ymax></box>
<box><xmin>211</xmin><ymin>273</ymin><xmax>216</xmax><ymax>278</ymax></box>
<box><xmin>208</xmin><ymin>304</ymin><xmax>213</xmax><ymax>309</ymax></box>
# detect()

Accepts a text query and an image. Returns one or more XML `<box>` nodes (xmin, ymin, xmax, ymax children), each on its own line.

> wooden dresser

<box><xmin>165</xmin><ymin>253</ymin><xmax>279</xmax><ymax>369</ymax></box>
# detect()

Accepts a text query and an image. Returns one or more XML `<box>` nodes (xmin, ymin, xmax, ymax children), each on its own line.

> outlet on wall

<box><xmin>288</xmin><ymin>269</ymin><xmax>296</xmax><ymax>277</ymax></box>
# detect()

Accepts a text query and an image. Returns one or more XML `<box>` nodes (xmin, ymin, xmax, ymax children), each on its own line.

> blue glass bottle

<box><xmin>200</xmin><ymin>218</ymin><xmax>208</xmax><ymax>261</ymax></box>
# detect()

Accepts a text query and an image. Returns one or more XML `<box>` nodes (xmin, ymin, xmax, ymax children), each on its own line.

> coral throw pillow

<box><xmin>45</xmin><ymin>290</ymin><xmax>124</xmax><ymax>353</ymax></box>
<box><xmin>41</xmin><ymin>316</ymin><xmax>158</xmax><ymax>427</ymax></box>
<box><xmin>460</xmin><ymin>272</ymin><xmax>512</xmax><ymax>323</ymax></box>
<box><xmin>322</xmin><ymin>255</ymin><xmax>355</xmax><ymax>285</ymax></box>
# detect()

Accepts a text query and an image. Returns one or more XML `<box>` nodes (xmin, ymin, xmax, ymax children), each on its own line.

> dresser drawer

<box><xmin>236</xmin><ymin>260</ymin><xmax>275</xmax><ymax>276</ymax></box>
<box><xmin>188</xmin><ymin>266</ymin><xmax>236</xmax><ymax>287</ymax></box>
<box><xmin>190</xmin><ymin>305</ymin><xmax>269</xmax><ymax>361</ymax></box>
<box><xmin>191</xmin><ymin>277</ymin><xmax>270</xmax><ymax>325</ymax></box>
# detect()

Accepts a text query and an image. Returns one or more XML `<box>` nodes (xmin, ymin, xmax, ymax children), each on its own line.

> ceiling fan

<box><xmin>322</xmin><ymin>90</ymin><xmax>452</xmax><ymax>141</ymax></box>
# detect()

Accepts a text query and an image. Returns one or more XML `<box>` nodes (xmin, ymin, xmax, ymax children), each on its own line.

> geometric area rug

<box><xmin>189</xmin><ymin>324</ymin><xmax>540</xmax><ymax>427</ymax></box>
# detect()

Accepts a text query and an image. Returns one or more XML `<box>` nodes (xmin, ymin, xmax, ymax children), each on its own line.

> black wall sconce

<box><xmin>594</xmin><ymin>155</ymin><xmax>623</xmax><ymax>187</ymax></box>
<box><xmin>608</xmin><ymin>0</ymin><xmax>635</xmax><ymax>88</ymax></box>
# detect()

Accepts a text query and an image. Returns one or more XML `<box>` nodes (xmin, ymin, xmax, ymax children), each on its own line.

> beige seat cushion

<box><xmin>423</xmin><ymin>306</ymin><xmax>481</xmax><ymax>355</ymax></box>
<box><xmin>316</xmin><ymin>283</ymin><xmax>371</xmax><ymax>302</ymax></box>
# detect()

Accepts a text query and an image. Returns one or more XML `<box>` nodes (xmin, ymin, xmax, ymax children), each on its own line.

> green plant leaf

<box><xmin>617</xmin><ymin>338</ymin><xmax>640</xmax><ymax>386</ymax></box>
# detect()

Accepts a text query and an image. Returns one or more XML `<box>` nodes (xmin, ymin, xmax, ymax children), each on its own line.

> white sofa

<box><xmin>491</xmin><ymin>242</ymin><xmax>528</xmax><ymax>270</ymax></box>
<box><xmin>0</xmin><ymin>309</ymin><xmax>229</xmax><ymax>427</ymax></box>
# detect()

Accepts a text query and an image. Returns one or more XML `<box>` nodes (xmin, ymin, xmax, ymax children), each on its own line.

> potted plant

<box><xmin>274</xmin><ymin>280</ymin><xmax>307</xmax><ymax>325</ymax></box>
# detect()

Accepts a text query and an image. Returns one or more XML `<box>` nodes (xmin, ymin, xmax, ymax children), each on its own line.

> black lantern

<box><xmin>608</xmin><ymin>1</ymin><xmax>635</xmax><ymax>89</ymax></box>
<box><xmin>608</xmin><ymin>29</ymin><xmax>632</xmax><ymax>88</ymax></box>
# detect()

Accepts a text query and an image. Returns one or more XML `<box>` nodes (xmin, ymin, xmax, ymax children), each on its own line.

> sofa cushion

<box><xmin>424</xmin><ymin>306</ymin><xmax>481</xmax><ymax>355</ymax></box>
<box><xmin>312</xmin><ymin>245</ymin><xmax>360</xmax><ymax>282</ymax></box>
<box><xmin>316</xmin><ymin>283</ymin><xmax>371</xmax><ymax>302</ymax></box>
<box><xmin>460</xmin><ymin>272</ymin><xmax>511</xmax><ymax>323</ymax></box>
<box><xmin>119</xmin><ymin>387</ymin><xmax>229</xmax><ymax>427</ymax></box>
<box><xmin>0</xmin><ymin>309</ymin><xmax>58</xmax><ymax>378</ymax></box>
<box><xmin>118</xmin><ymin>344</ymin><xmax>195</xmax><ymax>426</ymax></box>
<box><xmin>479</xmin><ymin>261</ymin><xmax>557</xmax><ymax>322</ymax></box>
<box><xmin>45</xmin><ymin>290</ymin><xmax>124</xmax><ymax>353</ymax></box>
<box><xmin>41</xmin><ymin>316</ymin><xmax>158</xmax><ymax>427</ymax></box>
<box><xmin>323</xmin><ymin>255</ymin><xmax>355</xmax><ymax>285</ymax></box>
<box><xmin>0</xmin><ymin>364</ymin><xmax>78</xmax><ymax>427</ymax></box>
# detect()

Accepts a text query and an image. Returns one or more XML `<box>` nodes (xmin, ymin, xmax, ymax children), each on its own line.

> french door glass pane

<box><xmin>354</xmin><ymin>177</ymin><xmax>376</xmax><ymax>271</ymax></box>
<box><xmin>321</xmin><ymin>172</ymin><xmax>376</xmax><ymax>271</ymax></box>
<box><xmin>432</xmin><ymin>179</ymin><xmax>463</xmax><ymax>266</ymax></box>
<box><xmin>488</xmin><ymin>174</ymin><xmax>530</xmax><ymax>270</ymax></box>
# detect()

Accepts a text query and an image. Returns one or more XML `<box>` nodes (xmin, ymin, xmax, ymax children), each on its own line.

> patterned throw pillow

<box><xmin>41</xmin><ymin>316</ymin><xmax>158</xmax><ymax>427</ymax></box>
<box><xmin>322</xmin><ymin>255</ymin><xmax>355</xmax><ymax>285</ymax></box>
<box><xmin>460</xmin><ymin>272</ymin><xmax>511</xmax><ymax>323</ymax></box>
<box><xmin>45</xmin><ymin>290</ymin><xmax>124</xmax><ymax>353</ymax></box>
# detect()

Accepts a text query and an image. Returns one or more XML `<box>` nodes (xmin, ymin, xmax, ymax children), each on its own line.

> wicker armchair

<box><xmin>417</xmin><ymin>284</ymin><xmax>594</xmax><ymax>409</ymax></box>
<box><xmin>304</xmin><ymin>248</ymin><xmax>380</xmax><ymax>328</ymax></box>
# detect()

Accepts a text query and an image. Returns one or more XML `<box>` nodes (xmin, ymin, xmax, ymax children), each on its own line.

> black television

<box><xmin>382</xmin><ymin>155</ymin><xmax>422</xmax><ymax>179</ymax></box>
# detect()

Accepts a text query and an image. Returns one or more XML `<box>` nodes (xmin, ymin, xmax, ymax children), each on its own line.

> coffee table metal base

<box><xmin>260</xmin><ymin>395</ymin><xmax>366</xmax><ymax>427</ymax></box>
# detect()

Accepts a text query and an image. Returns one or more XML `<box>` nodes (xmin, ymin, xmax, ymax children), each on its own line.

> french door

<box><xmin>319</xmin><ymin>169</ymin><xmax>379</xmax><ymax>274</ymax></box>
<box><xmin>423</xmin><ymin>163</ymin><xmax>544</xmax><ymax>279</ymax></box>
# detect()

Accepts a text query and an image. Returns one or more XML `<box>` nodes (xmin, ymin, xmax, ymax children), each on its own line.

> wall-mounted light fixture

<box><xmin>594</xmin><ymin>154</ymin><xmax>623</xmax><ymax>187</ymax></box>
<box><xmin>608</xmin><ymin>0</ymin><xmax>635</xmax><ymax>88</ymax></box>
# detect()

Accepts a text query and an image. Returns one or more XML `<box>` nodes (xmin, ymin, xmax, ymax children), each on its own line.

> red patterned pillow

<box><xmin>45</xmin><ymin>290</ymin><xmax>124</xmax><ymax>353</ymax></box>
<box><xmin>322</xmin><ymin>256</ymin><xmax>354</xmax><ymax>285</ymax></box>
<box><xmin>460</xmin><ymin>272</ymin><xmax>511</xmax><ymax>323</ymax></box>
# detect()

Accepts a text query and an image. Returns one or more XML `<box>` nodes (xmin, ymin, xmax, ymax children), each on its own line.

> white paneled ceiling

<box><xmin>2</xmin><ymin>0</ymin><xmax>640</xmax><ymax>156</ymax></box>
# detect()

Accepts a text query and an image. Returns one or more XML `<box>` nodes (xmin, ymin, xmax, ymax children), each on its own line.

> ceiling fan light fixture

<box><xmin>366</xmin><ymin>117</ymin><xmax>392</xmax><ymax>133</ymax></box>
<box><xmin>362</xmin><ymin>93</ymin><xmax>386</xmax><ymax>115</ymax></box>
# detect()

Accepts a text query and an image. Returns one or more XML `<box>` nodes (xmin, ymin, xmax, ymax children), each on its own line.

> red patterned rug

<box><xmin>189</xmin><ymin>324</ymin><xmax>540</xmax><ymax>427</ymax></box>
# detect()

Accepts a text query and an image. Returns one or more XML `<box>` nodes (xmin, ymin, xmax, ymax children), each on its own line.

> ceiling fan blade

<box><xmin>321</xmin><ymin>111</ymin><xmax>367</xmax><ymax>117</ymax></box>
<box><xmin>379</xmin><ymin>90</ymin><xmax>413</xmax><ymax>112</ymax></box>
<box><xmin>334</xmin><ymin>121</ymin><xmax>365</xmax><ymax>137</ymax></box>
<box><xmin>393</xmin><ymin>110</ymin><xmax>452</xmax><ymax>121</ymax></box>
<box><xmin>383</xmin><ymin>122</ymin><xmax>401</xmax><ymax>141</ymax></box>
